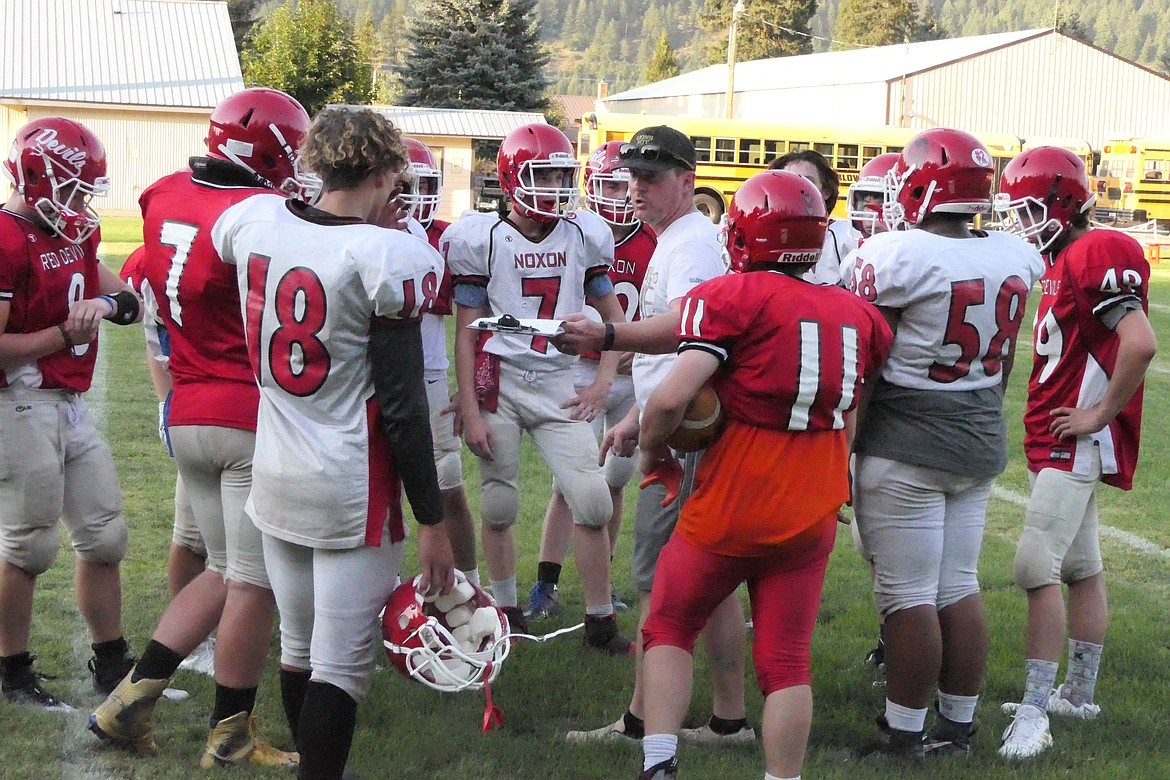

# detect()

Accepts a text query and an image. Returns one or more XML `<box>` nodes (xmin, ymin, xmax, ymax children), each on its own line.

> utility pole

<box><xmin>725</xmin><ymin>0</ymin><xmax>746</xmax><ymax>119</ymax></box>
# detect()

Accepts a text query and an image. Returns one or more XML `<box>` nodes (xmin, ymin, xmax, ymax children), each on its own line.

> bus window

<box><xmin>740</xmin><ymin>139</ymin><xmax>762</xmax><ymax>164</ymax></box>
<box><xmin>692</xmin><ymin>136</ymin><xmax>713</xmax><ymax>163</ymax></box>
<box><xmin>764</xmin><ymin>140</ymin><xmax>784</xmax><ymax>161</ymax></box>
<box><xmin>1143</xmin><ymin>160</ymin><xmax>1166</xmax><ymax>181</ymax></box>
<box><xmin>814</xmin><ymin>143</ymin><xmax>834</xmax><ymax>163</ymax></box>
<box><xmin>862</xmin><ymin>145</ymin><xmax>882</xmax><ymax>164</ymax></box>
<box><xmin>715</xmin><ymin>137</ymin><xmax>736</xmax><ymax>163</ymax></box>
<box><xmin>790</xmin><ymin>141</ymin><xmax>809</xmax><ymax>153</ymax></box>
<box><xmin>839</xmin><ymin>144</ymin><xmax>860</xmax><ymax>170</ymax></box>
<box><xmin>578</xmin><ymin>133</ymin><xmax>591</xmax><ymax>158</ymax></box>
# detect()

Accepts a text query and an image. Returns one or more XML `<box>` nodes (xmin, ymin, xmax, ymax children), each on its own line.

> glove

<box><xmin>638</xmin><ymin>457</ymin><xmax>683</xmax><ymax>508</ymax></box>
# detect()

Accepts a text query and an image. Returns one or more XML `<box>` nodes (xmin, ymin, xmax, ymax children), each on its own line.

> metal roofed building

<box><xmin>366</xmin><ymin>106</ymin><xmax>548</xmax><ymax>219</ymax></box>
<box><xmin>1</xmin><ymin>0</ymin><xmax>244</xmax><ymax>214</ymax></box>
<box><xmin>598</xmin><ymin>28</ymin><xmax>1170</xmax><ymax>150</ymax></box>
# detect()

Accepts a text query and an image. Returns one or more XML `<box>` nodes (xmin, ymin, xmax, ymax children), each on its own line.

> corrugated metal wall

<box><xmin>894</xmin><ymin>35</ymin><xmax>1170</xmax><ymax>148</ymax></box>
<box><xmin>12</xmin><ymin>106</ymin><xmax>211</xmax><ymax>215</ymax></box>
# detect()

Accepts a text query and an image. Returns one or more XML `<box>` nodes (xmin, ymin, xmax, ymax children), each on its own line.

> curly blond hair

<box><xmin>298</xmin><ymin>107</ymin><xmax>406</xmax><ymax>192</ymax></box>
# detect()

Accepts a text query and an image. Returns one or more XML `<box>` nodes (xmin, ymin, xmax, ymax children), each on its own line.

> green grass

<box><xmin>6</xmin><ymin>216</ymin><xmax>1170</xmax><ymax>778</ymax></box>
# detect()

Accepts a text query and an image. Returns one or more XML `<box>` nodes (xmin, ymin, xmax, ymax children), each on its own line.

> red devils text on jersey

<box><xmin>1024</xmin><ymin>229</ymin><xmax>1149</xmax><ymax>489</ymax></box>
<box><xmin>140</xmin><ymin>159</ymin><xmax>271</xmax><ymax>430</ymax></box>
<box><xmin>0</xmin><ymin>209</ymin><xmax>101</xmax><ymax>391</ymax></box>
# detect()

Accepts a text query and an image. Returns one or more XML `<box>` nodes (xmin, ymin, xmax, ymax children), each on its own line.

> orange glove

<box><xmin>638</xmin><ymin>457</ymin><xmax>683</xmax><ymax>508</ymax></box>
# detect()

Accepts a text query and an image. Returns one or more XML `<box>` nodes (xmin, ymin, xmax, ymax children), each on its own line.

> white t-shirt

<box><xmin>442</xmin><ymin>209</ymin><xmax>614</xmax><ymax>372</ymax></box>
<box><xmin>845</xmin><ymin>228</ymin><xmax>1044</xmax><ymax>391</ymax></box>
<box><xmin>213</xmin><ymin>195</ymin><xmax>444</xmax><ymax>548</ymax></box>
<box><xmin>631</xmin><ymin>210</ymin><xmax>725</xmax><ymax>408</ymax></box>
<box><xmin>803</xmin><ymin>219</ymin><xmax>857</xmax><ymax>286</ymax></box>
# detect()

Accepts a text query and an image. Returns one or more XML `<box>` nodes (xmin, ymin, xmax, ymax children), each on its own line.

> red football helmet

<box><xmin>206</xmin><ymin>87</ymin><xmax>316</xmax><ymax>199</ymax></box>
<box><xmin>383</xmin><ymin>571</ymin><xmax>511</xmax><ymax>693</ymax></box>
<box><xmin>722</xmin><ymin>170</ymin><xmax>827</xmax><ymax>274</ymax></box>
<box><xmin>583</xmin><ymin>140</ymin><xmax>635</xmax><ymax>226</ymax></box>
<box><xmin>883</xmin><ymin>128</ymin><xmax>994</xmax><ymax>230</ymax></box>
<box><xmin>3</xmin><ymin>117</ymin><xmax>109</xmax><ymax>244</ymax></box>
<box><xmin>402</xmin><ymin>138</ymin><xmax>442</xmax><ymax>227</ymax></box>
<box><xmin>497</xmin><ymin>123</ymin><xmax>580</xmax><ymax>221</ymax></box>
<box><xmin>847</xmin><ymin>153</ymin><xmax>899</xmax><ymax>240</ymax></box>
<box><xmin>994</xmin><ymin>146</ymin><xmax>1094</xmax><ymax>253</ymax></box>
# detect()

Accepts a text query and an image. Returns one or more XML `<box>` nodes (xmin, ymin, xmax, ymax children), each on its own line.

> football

<box><xmin>666</xmin><ymin>385</ymin><xmax>723</xmax><ymax>453</ymax></box>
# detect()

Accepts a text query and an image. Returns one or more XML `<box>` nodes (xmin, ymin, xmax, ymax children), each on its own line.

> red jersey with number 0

<box><xmin>580</xmin><ymin>221</ymin><xmax>656</xmax><ymax>361</ymax></box>
<box><xmin>1024</xmin><ymin>229</ymin><xmax>1149</xmax><ymax>489</ymax></box>
<box><xmin>0</xmin><ymin>209</ymin><xmax>101</xmax><ymax>392</ymax></box>
<box><xmin>140</xmin><ymin>169</ymin><xmax>270</xmax><ymax>430</ymax></box>
<box><xmin>675</xmin><ymin>270</ymin><xmax>891</xmax><ymax>554</ymax></box>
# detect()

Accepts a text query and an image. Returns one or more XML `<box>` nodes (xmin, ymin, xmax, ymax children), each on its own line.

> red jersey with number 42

<box><xmin>678</xmin><ymin>271</ymin><xmax>892</xmax><ymax>433</ymax></box>
<box><xmin>140</xmin><ymin>169</ymin><xmax>270</xmax><ymax>430</ymax></box>
<box><xmin>0</xmin><ymin>209</ymin><xmax>101</xmax><ymax>392</ymax></box>
<box><xmin>1024</xmin><ymin>229</ymin><xmax>1149</xmax><ymax>489</ymax></box>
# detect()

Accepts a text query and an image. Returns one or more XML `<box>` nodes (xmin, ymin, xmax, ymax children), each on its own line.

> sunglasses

<box><xmin>618</xmin><ymin>143</ymin><xmax>695</xmax><ymax>171</ymax></box>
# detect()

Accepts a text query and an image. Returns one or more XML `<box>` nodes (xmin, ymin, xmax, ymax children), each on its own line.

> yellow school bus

<box><xmin>1094</xmin><ymin>138</ymin><xmax>1170</xmax><ymax>225</ymax></box>
<box><xmin>579</xmin><ymin>111</ymin><xmax>1023</xmax><ymax>221</ymax></box>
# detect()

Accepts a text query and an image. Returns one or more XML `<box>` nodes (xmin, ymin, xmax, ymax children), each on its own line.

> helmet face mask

<box><xmin>584</xmin><ymin>141</ymin><xmax>635</xmax><ymax>226</ymax></box>
<box><xmin>723</xmin><ymin>170</ymin><xmax>827</xmax><ymax>274</ymax></box>
<box><xmin>994</xmin><ymin>146</ymin><xmax>1094</xmax><ymax>253</ymax></box>
<box><xmin>497</xmin><ymin>124</ymin><xmax>580</xmax><ymax>222</ymax></box>
<box><xmin>206</xmin><ymin>87</ymin><xmax>314</xmax><ymax>199</ymax></box>
<box><xmin>401</xmin><ymin>138</ymin><xmax>442</xmax><ymax>226</ymax></box>
<box><xmin>4</xmin><ymin>118</ymin><xmax>109</xmax><ymax>244</ymax></box>
<box><xmin>848</xmin><ymin>153</ymin><xmax>899</xmax><ymax>239</ymax></box>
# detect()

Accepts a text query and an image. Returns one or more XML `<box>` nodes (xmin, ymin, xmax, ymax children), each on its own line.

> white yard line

<box><xmin>1147</xmin><ymin>302</ymin><xmax>1169</xmax><ymax>314</ymax></box>
<box><xmin>991</xmin><ymin>484</ymin><xmax>1170</xmax><ymax>560</ymax></box>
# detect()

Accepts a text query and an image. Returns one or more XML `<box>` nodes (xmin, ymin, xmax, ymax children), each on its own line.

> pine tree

<box><xmin>397</xmin><ymin>0</ymin><xmax>549</xmax><ymax>112</ymax></box>
<box><xmin>834</xmin><ymin>0</ymin><xmax>920</xmax><ymax>49</ymax></box>
<box><xmin>696</xmin><ymin>0</ymin><xmax>817</xmax><ymax>63</ymax></box>
<box><xmin>644</xmin><ymin>32</ymin><xmax>681</xmax><ymax>83</ymax></box>
<box><xmin>915</xmin><ymin>2</ymin><xmax>946</xmax><ymax>41</ymax></box>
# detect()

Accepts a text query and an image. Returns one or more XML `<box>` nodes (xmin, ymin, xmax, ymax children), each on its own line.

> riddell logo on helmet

<box><xmin>33</xmin><ymin>128</ymin><xmax>87</xmax><ymax>171</ymax></box>
<box><xmin>547</xmin><ymin>152</ymin><xmax>575</xmax><ymax>164</ymax></box>
<box><xmin>777</xmin><ymin>251</ymin><xmax>819</xmax><ymax>263</ymax></box>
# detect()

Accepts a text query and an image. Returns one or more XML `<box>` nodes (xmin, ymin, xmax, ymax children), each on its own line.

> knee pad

<box><xmin>1013</xmin><ymin>527</ymin><xmax>1059</xmax><ymax>590</ymax></box>
<box><xmin>936</xmin><ymin>576</ymin><xmax>981</xmax><ymax>610</ymax></box>
<box><xmin>435</xmin><ymin>450</ymin><xmax>463</xmax><ymax>491</ymax></box>
<box><xmin>603</xmin><ymin>454</ymin><xmax>637</xmax><ymax>490</ymax></box>
<box><xmin>75</xmin><ymin>516</ymin><xmax>129</xmax><ymax>565</ymax></box>
<box><xmin>568</xmin><ymin>484</ymin><xmax>612</xmax><ymax>530</ymax></box>
<box><xmin>5</xmin><ymin>525</ymin><xmax>61</xmax><ymax>576</ymax></box>
<box><xmin>480</xmin><ymin>485</ymin><xmax>518</xmax><ymax>531</ymax></box>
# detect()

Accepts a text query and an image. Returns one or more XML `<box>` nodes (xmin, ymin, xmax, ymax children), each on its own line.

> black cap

<box><xmin>618</xmin><ymin>126</ymin><xmax>696</xmax><ymax>172</ymax></box>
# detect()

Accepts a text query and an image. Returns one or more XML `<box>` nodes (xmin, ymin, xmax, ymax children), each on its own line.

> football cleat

<box><xmin>1</xmin><ymin>659</ymin><xmax>73</xmax><ymax>713</ymax></box>
<box><xmin>922</xmin><ymin>715</ymin><xmax>976</xmax><ymax>757</ymax></box>
<box><xmin>178</xmin><ymin>636</ymin><xmax>216</xmax><ymax>677</ymax></box>
<box><xmin>679</xmin><ymin>722</ymin><xmax>756</xmax><ymax>745</ymax></box>
<box><xmin>855</xmin><ymin>715</ymin><xmax>925</xmax><ymax>765</ymax></box>
<box><xmin>611</xmin><ymin>588</ymin><xmax>630</xmax><ymax>613</ymax></box>
<box><xmin>89</xmin><ymin>672</ymin><xmax>170</xmax><ymax>753</ymax></box>
<box><xmin>637</xmin><ymin>756</ymin><xmax>679</xmax><ymax>780</ymax></box>
<box><xmin>523</xmin><ymin>581</ymin><xmax>561</xmax><ymax>621</ymax></box>
<box><xmin>566</xmin><ymin>716</ymin><xmax>641</xmax><ymax>744</ymax></box>
<box><xmin>999</xmin><ymin>705</ymin><xmax>1053</xmax><ymax>760</ymax></box>
<box><xmin>200</xmin><ymin>712</ymin><xmax>299</xmax><ymax>769</ymax></box>
<box><xmin>89</xmin><ymin>647</ymin><xmax>137</xmax><ymax>695</ymax></box>
<box><xmin>583</xmin><ymin>614</ymin><xmax>634</xmax><ymax>656</ymax></box>
<box><xmin>1002</xmin><ymin>685</ymin><xmax>1100</xmax><ymax>721</ymax></box>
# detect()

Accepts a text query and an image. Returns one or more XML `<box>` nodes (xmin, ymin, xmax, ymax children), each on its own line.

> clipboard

<box><xmin>468</xmin><ymin>315</ymin><xmax>565</xmax><ymax>337</ymax></box>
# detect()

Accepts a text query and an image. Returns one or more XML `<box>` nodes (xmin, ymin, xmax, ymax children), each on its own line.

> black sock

<box><xmin>537</xmin><ymin>561</ymin><xmax>561</xmax><ymax>586</ymax></box>
<box><xmin>91</xmin><ymin>637</ymin><xmax>130</xmax><ymax>659</ymax></box>
<box><xmin>280</xmin><ymin>668</ymin><xmax>313</xmax><ymax>746</ymax></box>
<box><xmin>0</xmin><ymin>652</ymin><xmax>33</xmax><ymax>683</ymax></box>
<box><xmin>708</xmin><ymin>713</ymin><xmax>748</xmax><ymax>735</ymax></box>
<box><xmin>296</xmin><ymin>681</ymin><xmax>357</xmax><ymax>780</ymax></box>
<box><xmin>211</xmin><ymin>684</ymin><xmax>258</xmax><ymax>726</ymax></box>
<box><xmin>622</xmin><ymin>709</ymin><xmax>645</xmax><ymax>739</ymax></box>
<box><xmin>133</xmin><ymin>639</ymin><xmax>185</xmax><ymax>682</ymax></box>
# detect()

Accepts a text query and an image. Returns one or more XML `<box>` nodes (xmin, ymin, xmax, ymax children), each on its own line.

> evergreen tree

<box><xmin>834</xmin><ymin>0</ymin><xmax>920</xmax><ymax>48</ymax></box>
<box><xmin>1055</xmin><ymin>10</ymin><xmax>1090</xmax><ymax>42</ymax></box>
<box><xmin>203</xmin><ymin>0</ymin><xmax>260</xmax><ymax>50</ymax></box>
<box><xmin>644</xmin><ymin>32</ymin><xmax>681</xmax><ymax>83</ymax></box>
<box><xmin>397</xmin><ymin>0</ymin><xmax>550</xmax><ymax>112</ymax></box>
<box><xmin>241</xmin><ymin>0</ymin><xmax>374</xmax><ymax>114</ymax></box>
<box><xmin>696</xmin><ymin>0</ymin><xmax>818</xmax><ymax>63</ymax></box>
<box><xmin>915</xmin><ymin>2</ymin><xmax>946</xmax><ymax>41</ymax></box>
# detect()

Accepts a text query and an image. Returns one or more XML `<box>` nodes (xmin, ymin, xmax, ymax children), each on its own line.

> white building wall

<box><xmin>897</xmin><ymin>35</ymin><xmax>1170</xmax><ymax>148</ymax></box>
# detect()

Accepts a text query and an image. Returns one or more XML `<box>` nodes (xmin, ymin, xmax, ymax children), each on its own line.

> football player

<box><xmin>0</xmin><ymin>118</ymin><xmax>141</xmax><ymax>710</ymax></box>
<box><xmin>636</xmin><ymin>169</ymin><xmax>891</xmax><ymax>780</ymax></box>
<box><xmin>527</xmin><ymin>140</ymin><xmax>657</xmax><ymax>621</ymax></box>
<box><xmin>445</xmin><ymin>123</ymin><xmax>630</xmax><ymax>651</ymax></box>
<box><xmin>555</xmin><ymin>126</ymin><xmax>751</xmax><ymax>748</ymax></box>
<box><xmin>214</xmin><ymin>106</ymin><xmax>453</xmax><ymax>780</ymax></box>
<box><xmin>90</xmin><ymin>87</ymin><xmax>312</xmax><ymax>768</ymax></box>
<box><xmin>769</xmin><ymin>149</ymin><xmax>855</xmax><ymax>286</ymax></box>
<box><xmin>995</xmin><ymin>147</ymin><xmax>1157</xmax><ymax>759</ymax></box>
<box><xmin>399</xmin><ymin>137</ymin><xmax>481</xmax><ymax>588</ymax></box>
<box><xmin>845</xmin><ymin>128</ymin><xmax>1045</xmax><ymax>761</ymax></box>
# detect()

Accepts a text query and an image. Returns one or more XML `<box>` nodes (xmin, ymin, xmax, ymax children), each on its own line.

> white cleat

<box><xmin>1001</xmin><ymin>685</ymin><xmax>1101</xmax><ymax>721</ymax></box>
<box><xmin>999</xmin><ymin>705</ymin><xmax>1053</xmax><ymax>760</ymax></box>
<box><xmin>679</xmin><ymin>723</ymin><xmax>756</xmax><ymax>746</ymax></box>
<box><xmin>178</xmin><ymin>636</ymin><xmax>215</xmax><ymax>677</ymax></box>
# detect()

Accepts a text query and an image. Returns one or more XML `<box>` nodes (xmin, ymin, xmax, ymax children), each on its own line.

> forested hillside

<box><xmin>332</xmin><ymin>0</ymin><xmax>1170</xmax><ymax>97</ymax></box>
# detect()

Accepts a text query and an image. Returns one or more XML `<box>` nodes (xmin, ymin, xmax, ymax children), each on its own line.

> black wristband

<box><xmin>602</xmin><ymin>323</ymin><xmax>616</xmax><ymax>351</ymax></box>
<box><xmin>56</xmin><ymin>323</ymin><xmax>74</xmax><ymax>351</ymax></box>
<box><xmin>105</xmin><ymin>290</ymin><xmax>141</xmax><ymax>326</ymax></box>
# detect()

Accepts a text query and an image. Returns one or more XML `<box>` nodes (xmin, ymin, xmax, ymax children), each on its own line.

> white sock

<box><xmin>463</xmin><ymin>568</ymin><xmax>481</xmax><ymax>587</ymax></box>
<box><xmin>490</xmin><ymin>577</ymin><xmax>517</xmax><ymax>608</ymax></box>
<box><xmin>765</xmin><ymin>774</ymin><xmax>799</xmax><ymax>780</ymax></box>
<box><xmin>586</xmin><ymin>602</ymin><xmax>615</xmax><ymax>618</ymax></box>
<box><xmin>642</xmin><ymin>733</ymin><xmax>678</xmax><ymax>770</ymax></box>
<box><xmin>937</xmin><ymin>691</ymin><xmax>979</xmax><ymax>724</ymax></box>
<box><xmin>884</xmin><ymin>699</ymin><xmax>927</xmax><ymax>732</ymax></box>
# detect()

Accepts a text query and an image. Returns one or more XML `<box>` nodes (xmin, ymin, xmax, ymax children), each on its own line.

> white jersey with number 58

<box><xmin>212</xmin><ymin>194</ymin><xmax>443</xmax><ymax>547</ymax></box>
<box><xmin>845</xmin><ymin>229</ymin><xmax>1044</xmax><ymax>391</ymax></box>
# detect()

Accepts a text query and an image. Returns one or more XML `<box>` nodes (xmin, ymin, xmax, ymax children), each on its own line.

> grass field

<box><xmin>4</xmin><ymin>217</ymin><xmax>1169</xmax><ymax>779</ymax></box>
